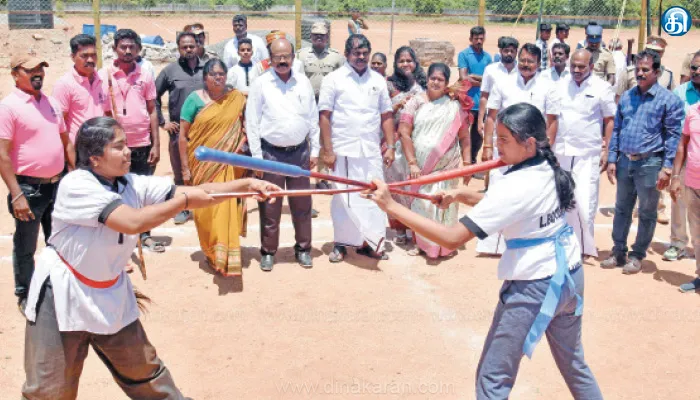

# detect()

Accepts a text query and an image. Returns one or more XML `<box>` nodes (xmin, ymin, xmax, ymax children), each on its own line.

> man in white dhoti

<box><xmin>480</xmin><ymin>43</ymin><xmax>561</xmax><ymax>255</ymax></box>
<box><xmin>318</xmin><ymin>33</ymin><xmax>396</xmax><ymax>262</ymax></box>
<box><xmin>554</xmin><ymin>49</ymin><xmax>616</xmax><ymax>257</ymax></box>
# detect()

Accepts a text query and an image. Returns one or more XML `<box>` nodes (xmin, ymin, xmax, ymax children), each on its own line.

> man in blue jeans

<box><xmin>457</xmin><ymin>26</ymin><xmax>492</xmax><ymax>171</ymax></box>
<box><xmin>603</xmin><ymin>49</ymin><xmax>684</xmax><ymax>273</ymax></box>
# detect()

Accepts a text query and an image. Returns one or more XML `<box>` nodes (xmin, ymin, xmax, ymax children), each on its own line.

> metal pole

<box><xmin>93</xmin><ymin>0</ymin><xmax>102</xmax><ymax>69</ymax></box>
<box><xmin>657</xmin><ymin>0</ymin><xmax>663</xmax><ymax>35</ymax></box>
<box><xmin>638</xmin><ymin>0</ymin><xmax>647</xmax><ymax>52</ymax></box>
<box><xmin>389</xmin><ymin>0</ymin><xmax>396</xmax><ymax>55</ymax></box>
<box><xmin>478</xmin><ymin>0</ymin><xmax>485</xmax><ymax>26</ymax></box>
<box><xmin>646</xmin><ymin>0</ymin><xmax>652</xmax><ymax>36</ymax></box>
<box><xmin>295</xmin><ymin>0</ymin><xmax>302</xmax><ymax>50</ymax></box>
<box><xmin>535</xmin><ymin>0</ymin><xmax>544</xmax><ymax>40</ymax></box>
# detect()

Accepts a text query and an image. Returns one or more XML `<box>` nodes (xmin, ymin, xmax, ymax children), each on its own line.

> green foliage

<box><xmin>236</xmin><ymin>0</ymin><xmax>274</xmax><ymax>10</ymax></box>
<box><xmin>414</xmin><ymin>0</ymin><xmax>443</xmax><ymax>14</ymax></box>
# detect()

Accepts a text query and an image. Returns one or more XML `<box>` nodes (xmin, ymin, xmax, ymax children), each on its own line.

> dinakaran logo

<box><xmin>662</xmin><ymin>6</ymin><xmax>691</xmax><ymax>36</ymax></box>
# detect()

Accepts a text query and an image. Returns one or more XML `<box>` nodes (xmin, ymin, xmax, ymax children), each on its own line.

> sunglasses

<box><xmin>691</xmin><ymin>65</ymin><xmax>700</xmax><ymax>72</ymax></box>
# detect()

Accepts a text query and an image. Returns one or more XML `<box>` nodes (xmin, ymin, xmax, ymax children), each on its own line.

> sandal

<box><xmin>329</xmin><ymin>245</ymin><xmax>347</xmax><ymax>263</ymax></box>
<box><xmin>394</xmin><ymin>233</ymin><xmax>408</xmax><ymax>245</ymax></box>
<box><xmin>142</xmin><ymin>237</ymin><xmax>166</xmax><ymax>253</ymax></box>
<box><xmin>356</xmin><ymin>246</ymin><xmax>389</xmax><ymax>260</ymax></box>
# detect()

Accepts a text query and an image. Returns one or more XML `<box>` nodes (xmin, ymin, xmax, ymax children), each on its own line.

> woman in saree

<box><xmin>178</xmin><ymin>59</ymin><xmax>249</xmax><ymax>276</ymax></box>
<box><xmin>399</xmin><ymin>63</ymin><xmax>473</xmax><ymax>258</ymax></box>
<box><xmin>384</xmin><ymin>46</ymin><xmax>428</xmax><ymax>244</ymax></box>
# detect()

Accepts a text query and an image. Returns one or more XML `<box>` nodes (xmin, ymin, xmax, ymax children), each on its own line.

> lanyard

<box><xmin>112</xmin><ymin>67</ymin><xmax>134</xmax><ymax>116</ymax></box>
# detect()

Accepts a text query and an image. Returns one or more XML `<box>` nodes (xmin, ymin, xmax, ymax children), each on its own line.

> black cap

<box><xmin>233</xmin><ymin>14</ymin><xmax>247</xmax><ymax>23</ymax></box>
<box><xmin>556</xmin><ymin>23</ymin><xmax>570</xmax><ymax>31</ymax></box>
<box><xmin>540</xmin><ymin>23</ymin><xmax>552</xmax><ymax>31</ymax></box>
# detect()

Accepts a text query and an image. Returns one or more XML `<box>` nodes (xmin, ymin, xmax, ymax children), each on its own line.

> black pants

<box><xmin>7</xmin><ymin>180</ymin><xmax>58</xmax><ymax>299</ymax></box>
<box><xmin>129</xmin><ymin>146</ymin><xmax>154</xmax><ymax>240</ymax></box>
<box><xmin>469</xmin><ymin>110</ymin><xmax>483</xmax><ymax>164</ymax></box>
<box><xmin>259</xmin><ymin>139</ymin><xmax>312</xmax><ymax>255</ymax></box>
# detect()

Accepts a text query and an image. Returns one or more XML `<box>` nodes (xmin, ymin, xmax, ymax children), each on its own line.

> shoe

<box><xmin>394</xmin><ymin>233</ymin><xmax>408</xmax><ymax>245</ymax></box>
<box><xmin>260</xmin><ymin>254</ymin><xmax>274</xmax><ymax>272</ymax></box>
<box><xmin>173</xmin><ymin>210</ymin><xmax>192</xmax><ymax>225</ymax></box>
<box><xmin>473</xmin><ymin>172</ymin><xmax>485</xmax><ymax>180</ymax></box>
<box><xmin>311</xmin><ymin>209</ymin><xmax>319</xmax><ymax>218</ymax></box>
<box><xmin>295</xmin><ymin>251</ymin><xmax>313</xmax><ymax>268</ymax></box>
<box><xmin>663</xmin><ymin>246</ymin><xmax>686</xmax><ymax>261</ymax></box>
<box><xmin>17</xmin><ymin>297</ymin><xmax>27</xmax><ymax>316</ymax></box>
<box><xmin>356</xmin><ymin>246</ymin><xmax>389</xmax><ymax>260</ymax></box>
<box><xmin>316</xmin><ymin>180</ymin><xmax>331</xmax><ymax>190</ymax></box>
<box><xmin>657</xmin><ymin>212</ymin><xmax>669</xmax><ymax>225</ymax></box>
<box><xmin>600</xmin><ymin>254</ymin><xmax>625</xmax><ymax>268</ymax></box>
<box><xmin>329</xmin><ymin>245</ymin><xmax>346</xmax><ymax>263</ymax></box>
<box><xmin>622</xmin><ymin>257</ymin><xmax>642</xmax><ymax>274</ymax></box>
<box><xmin>679</xmin><ymin>278</ymin><xmax>700</xmax><ymax>293</ymax></box>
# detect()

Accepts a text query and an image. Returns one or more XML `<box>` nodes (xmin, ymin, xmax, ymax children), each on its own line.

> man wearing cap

<box><xmin>183</xmin><ymin>22</ymin><xmax>218</xmax><ymax>62</ymax></box>
<box><xmin>246</xmin><ymin>37</ymin><xmax>319</xmax><ymax>271</ymax></box>
<box><xmin>552</xmin><ymin>23</ymin><xmax>569</xmax><ymax>46</ymax></box>
<box><xmin>579</xmin><ymin>23</ymin><xmax>616</xmax><ymax>86</ymax></box>
<box><xmin>535</xmin><ymin>23</ymin><xmax>552</xmax><ymax>71</ymax></box>
<box><xmin>603</xmin><ymin>49</ymin><xmax>684</xmax><ymax>274</ymax></box>
<box><xmin>620</xmin><ymin>36</ymin><xmax>675</xmax><ymax>93</ymax></box>
<box><xmin>53</xmin><ymin>34</ymin><xmax>108</xmax><ymax>144</ymax></box>
<box><xmin>681</xmin><ymin>51</ymin><xmax>698</xmax><ymax>84</ymax></box>
<box><xmin>222</xmin><ymin>15</ymin><xmax>269</xmax><ymax>69</ymax></box>
<box><xmin>0</xmin><ymin>53</ymin><xmax>75</xmax><ymax>309</ymax></box>
<box><xmin>155</xmin><ymin>31</ymin><xmax>204</xmax><ymax>224</ymax></box>
<box><xmin>297</xmin><ymin>22</ymin><xmax>344</xmax><ymax>101</ymax></box>
<box><xmin>250</xmin><ymin>31</ymin><xmax>305</xmax><ymax>83</ymax></box>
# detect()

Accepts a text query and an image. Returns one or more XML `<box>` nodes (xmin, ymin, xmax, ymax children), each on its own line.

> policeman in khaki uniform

<box><xmin>619</xmin><ymin>36</ymin><xmax>676</xmax><ymax>94</ymax></box>
<box><xmin>297</xmin><ymin>22</ymin><xmax>345</xmax><ymax>101</ymax></box>
<box><xmin>579</xmin><ymin>24</ymin><xmax>616</xmax><ymax>86</ymax></box>
<box><xmin>297</xmin><ymin>21</ymin><xmax>345</xmax><ymax>191</ymax></box>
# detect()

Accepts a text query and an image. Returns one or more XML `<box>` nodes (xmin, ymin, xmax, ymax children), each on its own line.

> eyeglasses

<box><xmin>691</xmin><ymin>65</ymin><xmax>700</xmax><ymax>72</ymax></box>
<box><xmin>271</xmin><ymin>54</ymin><xmax>293</xmax><ymax>62</ymax></box>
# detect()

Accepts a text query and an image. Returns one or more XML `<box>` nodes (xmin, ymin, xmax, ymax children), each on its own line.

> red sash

<box><xmin>54</xmin><ymin>249</ymin><xmax>120</xmax><ymax>289</ymax></box>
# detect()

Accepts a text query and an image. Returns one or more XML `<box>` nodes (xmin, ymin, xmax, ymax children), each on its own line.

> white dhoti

<box><xmin>331</xmin><ymin>155</ymin><xmax>388</xmax><ymax>252</ymax></box>
<box><xmin>476</xmin><ymin>137</ymin><xmax>509</xmax><ymax>255</ymax></box>
<box><xmin>557</xmin><ymin>153</ymin><xmax>599</xmax><ymax>257</ymax></box>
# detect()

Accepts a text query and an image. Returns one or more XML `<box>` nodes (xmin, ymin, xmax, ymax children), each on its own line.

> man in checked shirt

<box><xmin>602</xmin><ymin>50</ymin><xmax>684</xmax><ymax>274</ymax></box>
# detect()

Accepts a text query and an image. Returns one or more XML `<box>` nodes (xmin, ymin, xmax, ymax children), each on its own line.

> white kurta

<box><xmin>24</xmin><ymin>170</ymin><xmax>174</xmax><ymax>334</ymax></box>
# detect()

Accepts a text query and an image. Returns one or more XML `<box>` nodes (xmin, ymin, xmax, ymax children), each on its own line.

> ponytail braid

<box><xmin>538</xmin><ymin>145</ymin><xmax>576</xmax><ymax>212</ymax></box>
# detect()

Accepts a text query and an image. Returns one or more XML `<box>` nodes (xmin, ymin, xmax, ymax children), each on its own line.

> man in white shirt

<box><xmin>318</xmin><ymin>34</ymin><xmax>395</xmax><ymax>262</ymax></box>
<box><xmin>554</xmin><ymin>49</ymin><xmax>616</xmax><ymax>256</ymax></box>
<box><xmin>535</xmin><ymin>23</ymin><xmax>552</xmax><ymax>71</ymax></box>
<box><xmin>541</xmin><ymin>42</ymin><xmax>570</xmax><ymax>82</ymax></box>
<box><xmin>478</xmin><ymin>36</ymin><xmax>519</xmax><ymax>136</ymax></box>
<box><xmin>480</xmin><ymin>43</ymin><xmax>561</xmax><ymax>255</ymax></box>
<box><xmin>226</xmin><ymin>37</ymin><xmax>254</xmax><ymax>94</ymax></box>
<box><xmin>222</xmin><ymin>14</ymin><xmax>268</xmax><ymax>69</ymax></box>
<box><xmin>246</xmin><ymin>38</ymin><xmax>319</xmax><ymax>272</ymax></box>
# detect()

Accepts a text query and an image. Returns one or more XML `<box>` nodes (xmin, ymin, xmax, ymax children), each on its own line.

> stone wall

<box><xmin>409</xmin><ymin>38</ymin><xmax>455</xmax><ymax>67</ymax></box>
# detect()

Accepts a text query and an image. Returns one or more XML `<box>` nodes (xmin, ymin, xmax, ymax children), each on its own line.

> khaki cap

<box><xmin>645</xmin><ymin>35</ymin><xmax>667</xmax><ymax>51</ymax></box>
<box><xmin>311</xmin><ymin>22</ymin><xmax>328</xmax><ymax>35</ymax></box>
<box><xmin>10</xmin><ymin>53</ymin><xmax>49</xmax><ymax>69</ymax></box>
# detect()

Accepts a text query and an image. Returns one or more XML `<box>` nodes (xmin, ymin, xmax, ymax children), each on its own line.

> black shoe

<box><xmin>296</xmin><ymin>251</ymin><xmax>313</xmax><ymax>268</ymax></box>
<box><xmin>17</xmin><ymin>297</ymin><xmax>27</xmax><ymax>316</ymax></box>
<box><xmin>316</xmin><ymin>180</ymin><xmax>331</xmax><ymax>190</ymax></box>
<box><xmin>260</xmin><ymin>254</ymin><xmax>274</xmax><ymax>272</ymax></box>
<box><xmin>311</xmin><ymin>209</ymin><xmax>319</xmax><ymax>218</ymax></box>
<box><xmin>356</xmin><ymin>246</ymin><xmax>389</xmax><ymax>260</ymax></box>
<box><xmin>329</xmin><ymin>245</ymin><xmax>347</xmax><ymax>263</ymax></box>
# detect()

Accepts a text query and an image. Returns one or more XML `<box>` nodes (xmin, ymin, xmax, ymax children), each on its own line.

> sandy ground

<box><xmin>0</xmin><ymin>18</ymin><xmax>699</xmax><ymax>400</ymax></box>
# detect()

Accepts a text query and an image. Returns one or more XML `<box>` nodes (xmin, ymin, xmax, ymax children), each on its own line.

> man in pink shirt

<box><xmin>99</xmin><ymin>29</ymin><xmax>163</xmax><ymax>252</ymax></box>
<box><xmin>671</xmin><ymin>102</ymin><xmax>700</xmax><ymax>293</ymax></box>
<box><xmin>0</xmin><ymin>53</ymin><xmax>75</xmax><ymax>310</ymax></box>
<box><xmin>53</xmin><ymin>34</ymin><xmax>108</xmax><ymax>143</ymax></box>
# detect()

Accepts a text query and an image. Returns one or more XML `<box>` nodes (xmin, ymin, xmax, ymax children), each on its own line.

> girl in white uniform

<box><xmin>365</xmin><ymin>103</ymin><xmax>602</xmax><ymax>399</ymax></box>
<box><xmin>21</xmin><ymin>117</ymin><xmax>280</xmax><ymax>399</ymax></box>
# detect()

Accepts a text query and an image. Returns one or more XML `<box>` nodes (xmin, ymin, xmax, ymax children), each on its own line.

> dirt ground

<box><xmin>0</xmin><ymin>17</ymin><xmax>699</xmax><ymax>400</ymax></box>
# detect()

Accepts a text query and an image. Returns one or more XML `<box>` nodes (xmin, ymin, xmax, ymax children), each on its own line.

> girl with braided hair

<box><xmin>365</xmin><ymin>103</ymin><xmax>602</xmax><ymax>399</ymax></box>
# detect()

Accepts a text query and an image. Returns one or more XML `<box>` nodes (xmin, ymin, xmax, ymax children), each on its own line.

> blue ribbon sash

<box><xmin>505</xmin><ymin>224</ymin><xmax>583</xmax><ymax>358</ymax></box>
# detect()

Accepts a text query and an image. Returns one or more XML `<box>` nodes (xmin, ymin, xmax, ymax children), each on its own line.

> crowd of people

<box><xmin>0</xmin><ymin>12</ymin><xmax>698</xmax><ymax>399</ymax></box>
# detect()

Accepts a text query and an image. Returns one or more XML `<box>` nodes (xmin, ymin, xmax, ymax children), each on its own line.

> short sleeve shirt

<box><xmin>460</xmin><ymin>157</ymin><xmax>582</xmax><ymax>280</ymax></box>
<box><xmin>487</xmin><ymin>73</ymin><xmax>561</xmax><ymax>116</ymax></box>
<box><xmin>588</xmin><ymin>48</ymin><xmax>616</xmax><ymax>80</ymax></box>
<box><xmin>24</xmin><ymin>170</ymin><xmax>175</xmax><ymax>334</ymax></box>
<box><xmin>457</xmin><ymin>46</ymin><xmax>492</xmax><ymax>110</ymax></box>
<box><xmin>0</xmin><ymin>89</ymin><xmax>66</xmax><ymax>178</ymax></box>
<box><xmin>481</xmin><ymin>62</ymin><xmax>518</xmax><ymax>95</ymax></box>
<box><xmin>52</xmin><ymin>69</ymin><xmax>108</xmax><ymax>143</ymax></box>
<box><xmin>297</xmin><ymin>47</ymin><xmax>345</xmax><ymax>98</ymax></box>
<box><xmin>99</xmin><ymin>64</ymin><xmax>157</xmax><ymax>148</ymax></box>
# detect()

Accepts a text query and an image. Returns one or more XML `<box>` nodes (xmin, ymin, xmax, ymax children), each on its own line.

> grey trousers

<box><xmin>259</xmin><ymin>139</ymin><xmax>312</xmax><ymax>255</ymax></box>
<box><xmin>476</xmin><ymin>267</ymin><xmax>602</xmax><ymax>400</ymax></box>
<box><xmin>22</xmin><ymin>281</ymin><xmax>185</xmax><ymax>400</ymax></box>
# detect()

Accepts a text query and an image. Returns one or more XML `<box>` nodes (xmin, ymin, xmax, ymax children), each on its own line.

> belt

<box><xmin>624</xmin><ymin>151</ymin><xmax>663</xmax><ymax>161</ymax></box>
<box><xmin>52</xmin><ymin>247</ymin><xmax>120</xmax><ymax>289</ymax></box>
<box><xmin>261</xmin><ymin>138</ymin><xmax>306</xmax><ymax>152</ymax></box>
<box><xmin>16</xmin><ymin>174</ymin><xmax>62</xmax><ymax>185</ymax></box>
<box><xmin>505</xmin><ymin>224</ymin><xmax>583</xmax><ymax>358</ymax></box>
